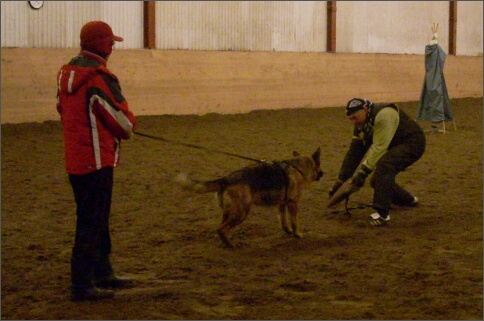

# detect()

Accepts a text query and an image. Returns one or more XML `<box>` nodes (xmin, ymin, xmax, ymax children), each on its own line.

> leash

<box><xmin>330</xmin><ymin>199</ymin><xmax>369</xmax><ymax>215</ymax></box>
<box><xmin>133</xmin><ymin>131</ymin><xmax>265</xmax><ymax>163</ymax></box>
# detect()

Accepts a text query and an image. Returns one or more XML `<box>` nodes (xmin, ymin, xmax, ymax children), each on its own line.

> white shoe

<box><xmin>369</xmin><ymin>213</ymin><xmax>390</xmax><ymax>227</ymax></box>
<box><xmin>410</xmin><ymin>196</ymin><xmax>419</xmax><ymax>207</ymax></box>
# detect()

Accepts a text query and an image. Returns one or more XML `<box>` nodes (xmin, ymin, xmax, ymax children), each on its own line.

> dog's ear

<box><xmin>312</xmin><ymin>147</ymin><xmax>321</xmax><ymax>163</ymax></box>
<box><xmin>293</xmin><ymin>151</ymin><xmax>301</xmax><ymax>157</ymax></box>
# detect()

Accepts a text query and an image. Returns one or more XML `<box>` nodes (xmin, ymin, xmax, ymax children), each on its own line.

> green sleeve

<box><xmin>361</xmin><ymin>107</ymin><xmax>399</xmax><ymax>170</ymax></box>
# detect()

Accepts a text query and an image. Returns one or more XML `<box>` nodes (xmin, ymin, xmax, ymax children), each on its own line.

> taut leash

<box><xmin>133</xmin><ymin>131</ymin><xmax>265</xmax><ymax>163</ymax></box>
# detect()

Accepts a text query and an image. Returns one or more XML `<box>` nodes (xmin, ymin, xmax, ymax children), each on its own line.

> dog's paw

<box><xmin>293</xmin><ymin>231</ymin><xmax>303</xmax><ymax>239</ymax></box>
<box><xmin>282</xmin><ymin>226</ymin><xmax>293</xmax><ymax>235</ymax></box>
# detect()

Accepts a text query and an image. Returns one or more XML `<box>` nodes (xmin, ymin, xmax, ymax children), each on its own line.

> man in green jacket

<box><xmin>329</xmin><ymin>98</ymin><xmax>426</xmax><ymax>226</ymax></box>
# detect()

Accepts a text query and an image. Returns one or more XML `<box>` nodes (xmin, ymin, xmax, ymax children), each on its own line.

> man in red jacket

<box><xmin>57</xmin><ymin>21</ymin><xmax>137</xmax><ymax>301</ymax></box>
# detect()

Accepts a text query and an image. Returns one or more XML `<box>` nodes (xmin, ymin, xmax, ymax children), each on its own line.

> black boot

<box><xmin>94</xmin><ymin>256</ymin><xmax>134</xmax><ymax>289</ymax></box>
<box><xmin>96</xmin><ymin>274</ymin><xmax>134</xmax><ymax>289</ymax></box>
<box><xmin>71</xmin><ymin>257</ymin><xmax>115</xmax><ymax>301</ymax></box>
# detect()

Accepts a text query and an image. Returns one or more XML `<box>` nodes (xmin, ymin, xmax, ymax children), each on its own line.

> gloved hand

<box><xmin>351</xmin><ymin>165</ymin><xmax>372</xmax><ymax>188</ymax></box>
<box><xmin>328</xmin><ymin>180</ymin><xmax>343</xmax><ymax>198</ymax></box>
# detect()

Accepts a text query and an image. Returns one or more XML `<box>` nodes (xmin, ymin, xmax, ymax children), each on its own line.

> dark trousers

<box><xmin>69</xmin><ymin>167</ymin><xmax>114</xmax><ymax>290</ymax></box>
<box><xmin>370</xmin><ymin>138</ymin><xmax>426</xmax><ymax>215</ymax></box>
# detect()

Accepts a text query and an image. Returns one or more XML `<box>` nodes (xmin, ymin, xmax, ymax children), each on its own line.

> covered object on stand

<box><xmin>416</xmin><ymin>24</ymin><xmax>456</xmax><ymax>133</ymax></box>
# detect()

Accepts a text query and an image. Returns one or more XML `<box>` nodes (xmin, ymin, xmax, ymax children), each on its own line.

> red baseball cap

<box><xmin>80</xmin><ymin>21</ymin><xmax>123</xmax><ymax>59</ymax></box>
<box><xmin>80</xmin><ymin>21</ymin><xmax>123</xmax><ymax>46</ymax></box>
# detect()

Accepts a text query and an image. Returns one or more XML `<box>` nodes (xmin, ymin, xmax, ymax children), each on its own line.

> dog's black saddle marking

<box><xmin>225</xmin><ymin>162</ymin><xmax>289</xmax><ymax>191</ymax></box>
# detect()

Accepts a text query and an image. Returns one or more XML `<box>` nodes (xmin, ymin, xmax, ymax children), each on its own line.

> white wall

<box><xmin>1</xmin><ymin>1</ymin><xmax>482</xmax><ymax>55</ymax></box>
<box><xmin>457</xmin><ymin>1</ymin><xmax>483</xmax><ymax>56</ymax></box>
<box><xmin>1</xmin><ymin>1</ymin><xmax>143</xmax><ymax>49</ymax></box>
<box><xmin>336</xmin><ymin>1</ymin><xmax>449</xmax><ymax>54</ymax></box>
<box><xmin>156</xmin><ymin>1</ymin><xmax>327</xmax><ymax>52</ymax></box>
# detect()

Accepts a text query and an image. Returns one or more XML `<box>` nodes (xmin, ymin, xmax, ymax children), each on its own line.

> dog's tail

<box><xmin>175</xmin><ymin>173</ymin><xmax>225</xmax><ymax>194</ymax></box>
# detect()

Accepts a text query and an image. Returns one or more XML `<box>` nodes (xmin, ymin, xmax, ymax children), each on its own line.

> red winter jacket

<box><xmin>56</xmin><ymin>51</ymin><xmax>137</xmax><ymax>175</ymax></box>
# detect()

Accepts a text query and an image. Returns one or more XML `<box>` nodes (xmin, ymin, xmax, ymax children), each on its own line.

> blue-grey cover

<box><xmin>417</xmin><ymin>44</ymin><xmax>454</xmax><ymax>122</ymax></box>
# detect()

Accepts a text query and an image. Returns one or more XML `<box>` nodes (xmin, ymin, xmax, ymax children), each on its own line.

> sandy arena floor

<box><xmin>1</xmin><ymin>97</ymin><xmax>482</xmax><ymax>319</ymax></box>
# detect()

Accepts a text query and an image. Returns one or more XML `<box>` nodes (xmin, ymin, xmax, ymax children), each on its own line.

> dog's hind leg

<box><xmin>217</xmin><ymin>226</ymin><xmax>233</xmax><ymax>248</ymax></box>
<box><xmin>217</xmin><ymin>203</ymin><xmax>250</xmax><ymax>248</ymax></box>
<box><xmin>287</xmin><ymin>201</ymin><xmax>302</xmax><ymax>238</ymax></box>
<box><xmin>278</xmin><ymin>204</ymin><xmax>292</xmax><ymax>235</ymax></box>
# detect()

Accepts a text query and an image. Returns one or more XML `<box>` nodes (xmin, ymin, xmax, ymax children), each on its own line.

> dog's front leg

<box><xmin>278</xmin><ymin>204</ymin><xmax>292</xmax><ymax>235</ymax></box>
<box><xmin>287</xmin><ymin>201</ymin><xmax>302</xmax><ymax>238</ymax></box>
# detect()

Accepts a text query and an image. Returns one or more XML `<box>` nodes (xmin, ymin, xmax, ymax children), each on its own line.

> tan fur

<box><xmin>175</xmin><ymin>148</ymin><xmax>323</xmax><ymax>248</ymax></box>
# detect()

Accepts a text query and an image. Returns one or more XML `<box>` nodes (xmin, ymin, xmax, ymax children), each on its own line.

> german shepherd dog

<box><xmin>175</xmin><ymin>148</ymin><xmax>323</xmax><ymax>248</ymax></box>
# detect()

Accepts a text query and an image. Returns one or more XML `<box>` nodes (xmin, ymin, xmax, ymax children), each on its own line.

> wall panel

<box><xmin>1</xmin><ymin>1</ymin><xmax>29</xmax><ymax>47</ymax></box>
<box><xmin>457</xmin><ymin>1</ymin><xmax>483</xmax><ymax>56</ymax></box>
<box><xmin>1</xmin><ymin>1</ymin><xmax>143</xmax><ymax>49</ymax></box>
<box><xmin>337</xmin><ymin>1</ymin><xmax>449</xmax><ymax>54</ymax></box>
<box><xmin>156</xmin><ymin>1</ymin><xmax>327</xmax><ymax>52</ymax></box>
<box><xmin>1</xmin><ymin>48</ymin><xmax>482</xmax><ymax>124</ymax></box>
